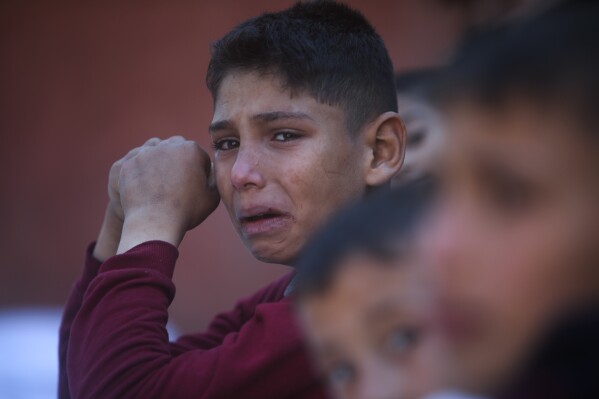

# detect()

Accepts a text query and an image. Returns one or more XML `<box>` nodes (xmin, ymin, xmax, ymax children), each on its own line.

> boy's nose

<box><xmin>230</xmin><ymin>145</ymin><xmax>266</xmax><ymax>190</ymax></box>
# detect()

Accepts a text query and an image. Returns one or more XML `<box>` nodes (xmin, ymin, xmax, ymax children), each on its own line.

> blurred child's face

<box><xmin>298</xmin><ymin>252</ymin><xmax>445</xmax><ymax>399</ymax></box>
<box><xmin>392</xmin><ymin>95</ymin><xmax>444</xmax><ymax>186</ymax></box>
<box><xmin>421</xmin><ymin>98</ymin><xmax>599</xmax><ymax>394</ymax></box>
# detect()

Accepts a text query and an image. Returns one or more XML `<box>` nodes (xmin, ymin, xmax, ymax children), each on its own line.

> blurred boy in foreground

<box><xmin>421</xmin><ymin>3</ymin><xmax>599</xmax><ymax>397</ymax></box>
<box><xmin>295</xmin><ymin>181</ymin><xmax>448</xmax><ymax>399</ymax></box>
<box><xmin>297</xmin><ymin>3</ymin><xmax>599</xmax><ymax>399</ymax></box>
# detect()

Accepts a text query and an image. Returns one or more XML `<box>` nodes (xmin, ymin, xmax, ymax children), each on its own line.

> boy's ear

<box><xmin>362</xmin><ymin>111</ymin><xmax>406</xmax><ymax>186</ymax></box>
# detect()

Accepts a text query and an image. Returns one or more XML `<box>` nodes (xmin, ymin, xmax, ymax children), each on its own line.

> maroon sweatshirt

<box><xmin>59</xmin><ymin>241</ymin><xmax>328</xmax><ymax>399</ymax></box>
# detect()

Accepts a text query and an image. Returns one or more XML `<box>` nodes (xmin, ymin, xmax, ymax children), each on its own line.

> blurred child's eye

<box><xmin>213</xmin><ymin>138</ymin><xmax>239</xmax><ymax>151</ymax></box>
<box><xmin>273</xmin><ymin>131</ymin><xmax>300</xmax><ymax>142</ymax></box>
<box><xmin>477</xmin><ymin>162</ymin><xmax>536</xmax><ymax>215</ymax></box>
<box><xmin>327</xmin><ymin>362</ymin><xmax>356</xmax><ymax>386</ymax></box>
<box><xmin>384</xmin><ymin>327</ymin><xmax>420</xmax><ymax>355</ymax></box>
<box><xmin>486</xmin><ymin>175</ymin><xmax>534</xmax><ymax>214</ymax></box>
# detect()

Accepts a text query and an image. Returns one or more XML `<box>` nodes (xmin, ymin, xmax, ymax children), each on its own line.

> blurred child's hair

<box><xmin>294</xmin><ymin>178</ymin><xmax>436</xmax><ymax>298</ymax></box>
<box><xmin>433</xmin><ymin>2</ymin><xmax>599</xmax><ymax>137</ymax></box>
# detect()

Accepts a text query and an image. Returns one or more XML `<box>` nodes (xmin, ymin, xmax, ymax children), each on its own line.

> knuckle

<box><xmin>111</xmin><ymin>159</ymin><xmax>123</xmax><ymax>171</ymax></box>
<box><xmin>124</xmin><ymin>148</ymin><xmax>140</xmax><ymax>159</ymax></box>
<box><xmin>168</xmin><ymin>135</ymin><xmax>186</xmax><ymax>142</ymax></box>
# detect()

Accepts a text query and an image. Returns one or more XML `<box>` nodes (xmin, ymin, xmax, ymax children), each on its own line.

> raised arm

<box><xmin>59</xmin><ymin>136</ymin><xmax>219</xmax><ymax>398</ymax></box>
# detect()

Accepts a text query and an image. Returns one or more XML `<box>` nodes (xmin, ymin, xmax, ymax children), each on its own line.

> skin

<box><xmin>299</xmin><ymin>252</ymin><xmax>446</xmax><ymax>399</ymax></box>
<box><xmin>93</xmin><ymin>70</ymin><xmax>405</xmax><ymax>267</ymax></box>
<box><xmin>419</xmin><ymin>97</ymin><xmax>599</xmax><ymax>394</ymax></box>
<box><xmin>392</xmin><ymin>95</ymin><xmax>445</xmax><ymax>186</ymax></box>
<box><xmin>94</xmin><ymin>136</ymin><xmax>220</xmax><ymax>259</ymax></box>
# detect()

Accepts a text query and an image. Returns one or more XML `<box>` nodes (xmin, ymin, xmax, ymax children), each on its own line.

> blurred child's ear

<box><xmin>362</xmin><ymin>112</ymin><xmax>406</xmax><ymax>186</ymax></box>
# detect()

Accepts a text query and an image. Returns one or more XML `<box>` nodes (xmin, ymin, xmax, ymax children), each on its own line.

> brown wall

<box><xmin>0</xmin><ymin>0</ymin><xmax>464</xmax><ymax>333</ymax></box>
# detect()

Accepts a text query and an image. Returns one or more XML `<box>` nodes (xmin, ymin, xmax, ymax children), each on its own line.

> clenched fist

<box><xmin>93</xmin><ymin>136</ymin><xmax>220</xmax><ymax>260</ymax></box>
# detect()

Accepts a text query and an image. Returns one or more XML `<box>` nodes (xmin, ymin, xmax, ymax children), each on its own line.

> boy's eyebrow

<box><xmin>252</xmin><ymin>111</ymin><xmax>314</xmax><ymax>123</ymax></box>
<box><xmin>209</xmin><ymin>119</ymin><xmax>234</xmax><ymax>134</ymax></box>
<box><xmin>209</xmin><ymin>111</ymin><xmax>314</xmax><ymax>134</ymax></box>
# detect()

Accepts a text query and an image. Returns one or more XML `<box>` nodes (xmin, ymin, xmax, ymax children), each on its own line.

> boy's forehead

<box><xmin>311</xmin><ymin>255</ymin><xmax>421</xmax><ymax>310</ymax></box>
<box><xmin>214</xmin><ymin>71</ymin><xmax>305</xmax><ymax>111</ymax></box>
<box><xmin>300</xmin><ymin>257</ymin><xmax>429</xmax><ymax>344</ymax></box>
<box><xmin>211</xmin><ymin>71</ymin><xmax>346</xmax><ymax>127</ymax></box>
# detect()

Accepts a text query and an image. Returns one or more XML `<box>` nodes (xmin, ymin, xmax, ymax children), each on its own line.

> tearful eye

<box><xmin>213</xmin><ymin>139</ymin><xmax>239</xmax><ymax>151</ymax></box>
<box><xmin>273</xmin><ymin>131</ymin><xmax>300</xmax><ymax>142</ymax></box>
<box><xmin>384</xmin><ymin>327</ymin><xmax>420</xmax><ymax>355</ymax></box>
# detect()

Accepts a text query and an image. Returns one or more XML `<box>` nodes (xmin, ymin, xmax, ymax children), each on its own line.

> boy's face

<box><xmin>298</xmin><ymin>253</ymin><xmax>445</xmax><ymax>399</ymax></box>
<box><xmin>392</xmin><ymin>95</ymin><xmax>444</xmax><ymax>186</ymax></box>
<box><xmin>210</xmin><ymin>71</ymin><xmax>367</xmax><ymax>265</ymax></box>
<box><xmin>421</xmin><ymin>98</ymin><xmax>599</xmax><ymax>393</ymax></box>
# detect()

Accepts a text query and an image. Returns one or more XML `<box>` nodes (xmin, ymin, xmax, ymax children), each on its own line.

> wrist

<box><xmin>93</xmin><ymin>205</ymin><xmax>124</xmax><ymax>262</ymax></box>
<box><xmin>116</xmin><ymin>208</ymin><xmax>186</xmax><ymax>254</ymax></box>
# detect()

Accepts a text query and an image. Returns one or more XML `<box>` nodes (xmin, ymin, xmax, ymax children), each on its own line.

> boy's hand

<box><xmin>93</xmin><ymin>136</ymin><xmax>220</xmax><ymax>260</ymax></box>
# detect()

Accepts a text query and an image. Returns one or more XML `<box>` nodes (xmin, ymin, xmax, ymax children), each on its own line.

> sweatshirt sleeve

<box><xmin>64</xmin><ymin>241</ymin><xmax>326</xmax><ymax>399</ymax></box>
<box><xmin>59</xmin><ymin>242</ymin><xmax>102</xmax><ymax>399</ymax></box>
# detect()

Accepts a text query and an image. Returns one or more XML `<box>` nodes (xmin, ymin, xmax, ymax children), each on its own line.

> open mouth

<box><xmin>238</xmin><ymin>208</ymin><xmax>292</xmax><ymax>236</ymax></box>
<box><xmin>241</xmin><ymin>212</ymin><xmax>282</xmax><ymax>222</ymax></box>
